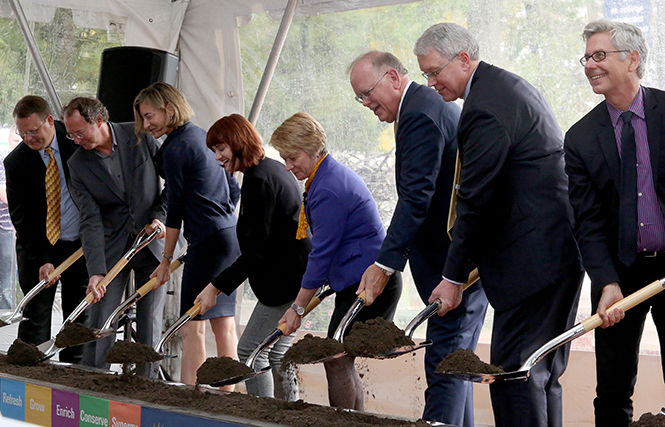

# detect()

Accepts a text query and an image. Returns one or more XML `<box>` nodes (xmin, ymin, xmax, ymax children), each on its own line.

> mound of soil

<box><xmin>196</xmin><ymin>356</ymin><xmax>253</xmax><ymax>385</ymax></box>
<box><xmin>344</xmin><ymin>317</ymin><xmax>415</xmax><ymax>358</ymax></box>
<box><xmin>0</xmin><ymin>355</ymin><xmax>429</xmax><ymax>426</ymax></box>
<box><xmin>282</xmin><ymin>333</ymin><xmax>345</xmax><ymax>366</ymax></box>
<box><xmin>106</xmin><ymin>340</ymin><xmax>163</xmax><ymax>364</ymax></box>
<box><xmin>435</xmin><ymin>348</ymin><xmax>504</xmax><ymax>375</ymax></box>
<box><xmin>6</xmin><ymin>339</ymin><xmax>45</xmax><ymax>366</ymax></box>
<box><xmin>630</xmin><ymin>412</ymin><xmax>665</xmax><ymax>426</ymax></box>
<box><xmin>55</xmin><ymin>322</ymin><xmax>96</xmax><ymax>347</ymax></box>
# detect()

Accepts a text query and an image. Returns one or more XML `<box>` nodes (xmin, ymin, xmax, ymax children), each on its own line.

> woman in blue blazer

<box><xmin>271</xmin><ymin>112</ymin><xmax>402</xmax><ymax>411</ymax></box>
<box><xmin>133</xmin><ymin>82</ymin><xmax>240</xmax><ymax>387</ymax></box>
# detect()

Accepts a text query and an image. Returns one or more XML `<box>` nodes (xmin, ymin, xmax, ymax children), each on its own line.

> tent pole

<box><xmin>247</xmin><ymin>0</ymin><xmax>298</xmax><ymax>126</ymax></box>
<box><xmin>8</xmin><ymin>0</ymin><xmax>63</xmax><ymax>117</ymax></box>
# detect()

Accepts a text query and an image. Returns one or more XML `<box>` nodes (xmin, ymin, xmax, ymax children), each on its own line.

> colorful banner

<box><xmin>25</xmin><ymin>383</ymin><xmax>51</xmax><ymax>426</ymax></box>
<box><xmin>79</xmin><ymin>394</ymin><xmax>109</xmax><ymax>427</ymax></box>
<box><xmin>51</xmin><ymin>389</ymin><xmax>78</xmax><ymax>427</ymax></box>
<box><xmin>1</xmin><ymin>377</ymin><xmax>25</xmax><ymax>421</ymax></box>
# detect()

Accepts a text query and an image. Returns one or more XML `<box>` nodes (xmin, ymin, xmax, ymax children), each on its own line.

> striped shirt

<box><xmin>607</xmin><ymin>87</ymin><xmax>665</xmax><ymax>252</ymax></box>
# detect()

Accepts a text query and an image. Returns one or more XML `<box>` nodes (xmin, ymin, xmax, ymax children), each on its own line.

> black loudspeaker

<box><xmin>97</xmin><ymin>46</ymin><xmax>179</xmax><ymax>123</ymax></box>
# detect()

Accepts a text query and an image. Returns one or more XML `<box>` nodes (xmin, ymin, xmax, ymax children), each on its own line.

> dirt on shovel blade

<box><xmin>55</xmin><ymin>322</ymin><xmax>97</xmax><ymax>348</ymax></box>
<box><xmin>282</xmin><ymin>333</ymin><xmax>345</xmax><ymax>366</ymax></box>
<box><xmin>196</xmin><ymin>356</ymin><xmax>253</xmax><ymax>385</ymax></box>
<box><xmin>344</xmin><ymin>317</ymin><xmax>415</xmax><ymax>357</ymax></box>
<box><xmin>106</xmin><ymin>340</ymin><xmax>163</xmax><ymax>364</ymax></box>
<box><xmin>6</xmin><ymin>338</ymin><xmax>45</xmax><ymax>366</ymax></box>
<box><xmin>630</xmin><ymin>412</ymin><xmax>665</xmax><ymax>426</ymax></box>
<box><xmin>436</xmin><ymin>348</ymin><xmax>504</xmax><ymax>374</ymax></box>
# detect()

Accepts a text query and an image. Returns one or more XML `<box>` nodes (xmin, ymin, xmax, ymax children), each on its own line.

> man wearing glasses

<box><xmin>4</xmin><ymin>95</ymin><xmax>89</xmax><ymax>364</ymax></box>
<box><xmin>565</xmin><ymin>20</ymin><xmax>665</xmax><ymax>426</ymax></box>
<box><xmin>348</xmin><ymin>51</ymin><xmax>487</xmax><ymax>427</ymax></box>
<box><xmin>414</xmin><ymin>23</ymin><xmax>584</xmax><ymax>427</ymax></box>
<box><xmin>63</xmin><ymin>97</ymin><xmax>167</xmax><ymax>377</ymax></box>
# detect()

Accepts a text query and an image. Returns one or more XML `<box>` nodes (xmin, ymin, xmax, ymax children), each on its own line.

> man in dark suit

<box><xmin>348</xmin><ymin>51</ymin><xmax>487</xmax><ymax>426</ymax></box>
<box><xmin>62</xmin><ymin>97</ymin><xmax>167</xmax><ymax>377</ymax></box>
<box><xmin>4</xmin><ymin>95</ymin><xmax>88</xmax><ymax>364</ymax></box>
<box><xmin>565</xmin><ymin>20</ymin><xmax>665</xmax><ymax>427</ymax></box>
<box><xmin>414</xmin><ymin>23</ymin><xmax>584</xmax><ymax>426</ymax></box>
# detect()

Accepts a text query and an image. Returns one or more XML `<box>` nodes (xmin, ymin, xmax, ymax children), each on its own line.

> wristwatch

<box><xmin>290</xmin><ymin>302</ymin><xmax>306</xmax><ymax>316</ymax></box>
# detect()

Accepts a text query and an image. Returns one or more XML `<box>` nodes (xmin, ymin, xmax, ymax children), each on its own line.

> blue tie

<box><xmin>618</xmin><ymin>111</ymin><xmax>637</xmax><ymax>266</ymax></box>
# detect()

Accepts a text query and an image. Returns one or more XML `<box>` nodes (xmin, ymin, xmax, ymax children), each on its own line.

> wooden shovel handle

<box><xmin>277</xmin><ymin>294</ymin><xmax>327</xmax><ymax>333</ymax></box>
<box><xmin>185</xmin><ymin>302</ymin><xmax>202</xmax><ymax>318</ymax></box>
<box><xmin>581</xmin><ymin>278</ymin><xmax>665</xmax><ymax>331</ymax></box>
<box><xmin>136</xmin><ymin>259</ymin><xmax>184</xmax><ymax>298</ymax></box>
<box><xmin>83</xmin><ymin>258</ymin><xmax>131</xmax><ymax>304</ymax></box>
<box><xmin>48</xmin><ymin>247</ymin><xmax>84</xmax><ymax>281</ymax></box>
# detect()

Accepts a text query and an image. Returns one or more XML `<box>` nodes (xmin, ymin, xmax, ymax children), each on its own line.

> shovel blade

<box><xmin>441</xmin><ymin>369</ymin><xmax>529</xmax><ymax>384</ymax></box>
<box><xmin>36</xmin><ymin>339</ymin><xmax>57</xmax><ymax>360</ymax></box>
<box><xmin>306</xmin><ymin>351</ymin><xmax>347</xmax><ymax>364</ymax></box>
<box><xmin>207</xmin><ymin>366</ymin><xmax>271</xmax><ymax>387</ymax></box>
<box><xmin>370</xmin><ymin>340</ymin><xmax>432</xmax><ymax>360</ymax></box>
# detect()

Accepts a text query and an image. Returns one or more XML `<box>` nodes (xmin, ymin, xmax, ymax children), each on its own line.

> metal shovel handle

<box><xmin>332</xmin><ymin>290</ymin><xmax>366</xmax><ymax>342</ymax></box>
<box><xmin>126</xmin><ymin>225</ymin><xmax>162</xmax><ymax>259</ymax></box>
<box><xmin>155</xmin><ymin>302</ymin><xmax>202</xmax><ymax>355</ymax></box>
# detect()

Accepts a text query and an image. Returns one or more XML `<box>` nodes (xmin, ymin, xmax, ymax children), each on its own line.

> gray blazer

<box><xmin>67</xmin><ymin>122</ymin><xmax>166</xmax><ymax>277</ymax></box>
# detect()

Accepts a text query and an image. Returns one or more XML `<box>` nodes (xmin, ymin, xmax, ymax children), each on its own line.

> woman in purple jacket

<box><xmin>271</xmin><ymin>112</ymin><xmax>402</xmax><ymax>411</ymax></box>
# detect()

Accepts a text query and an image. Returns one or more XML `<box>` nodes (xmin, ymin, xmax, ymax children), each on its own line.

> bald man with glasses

<box><xmin>4</xmin><ymin>95</ymin><xmax>88</xmax><ymax>364</ymax></box>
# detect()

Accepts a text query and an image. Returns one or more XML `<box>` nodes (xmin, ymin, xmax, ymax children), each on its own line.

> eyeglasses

<box><xmin>354</xmin><ymin>71</ymin><xmax>389</xmax><ymax>104</ymax></box>
<box><xmin>579</xmin><ymin>50</ymin><xmax>630</xmax><ymax>66</ymax></box>
<box><xmin>65</xmin><ymin>125</ymin><xmax>91</xmax><ymax>140</ymax></box>
<box><xmin>15</xmin><ymin>120</ymin><xmax>47</xmax><ymax>138</ymax></box>
<box><xmin>421</xmin><ymin>57</ymin><xmax>455</xmax><ymax>80</ymax></box>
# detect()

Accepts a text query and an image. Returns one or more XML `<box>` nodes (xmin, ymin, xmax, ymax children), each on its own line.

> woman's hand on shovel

<box><xmin>597</xmin><ymin>282</ymin><xmax>625</xmax><ymax>328</ymax></box>
<box><xmin>195</xmin><ymin>283</ymin><xmax>220</xmax><ymax>315</ymax></box>
<box><xmin>429</xmin><ymin>278</ymin><xmax>463</xmax><ymax>316</ymax></box>
<box><xmin>278</xmin><ymin>308</ymin><xmax>302</xmax><ymax>336</ymax></box>
<box><xmin>39</xmin><ymin>263</ymin><xmax>60</xmax><ymax>287</ymax></box>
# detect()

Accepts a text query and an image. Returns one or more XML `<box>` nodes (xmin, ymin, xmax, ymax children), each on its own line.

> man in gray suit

<box><xmin>63</xmin><ymin>97</ymin><xmax>166</xmax><ymax>377</ymax></box>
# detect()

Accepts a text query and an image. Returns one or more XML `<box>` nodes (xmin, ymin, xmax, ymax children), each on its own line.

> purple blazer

<box><xmin>300</xmin><ymin>155</ymin><xmax>384</xmax><ymax>292</ymax></box>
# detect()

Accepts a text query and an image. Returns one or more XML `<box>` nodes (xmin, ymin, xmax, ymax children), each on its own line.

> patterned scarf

<box><xmin>296</xmin><ymin>153</ymin><xmax>329</xmax><ymax>240</ymax></box>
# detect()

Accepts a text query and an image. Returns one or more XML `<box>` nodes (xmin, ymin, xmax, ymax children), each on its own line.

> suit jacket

<box><xmin>443</xmin><ymin>61</ymin><xmax>580</xmax><ymax>311</ymax></box>
<box><xmin>375</xmin><ymin>82</ymin><xmax>460</xmax><ymax>301</ymax></box>
<box><xmin>212</xmin><ymin>157</ymin><xmax>311</xmax><ymax>306</ymax></box>
<box><xmin>4</xmin><ymin>121</ymin><xmax>79</xmax><ymax>263</ymax></box>
<box><xmin>301</xmin><ymin>155</ymin><xmax>385</xmax><ymax>292</ymax></box>
<box><xmin>67</xmin><ymin>122</ymin><xmax>166</xmax><ymax>276</ymax></box>
<box><xmin>564</xmin><ymin>86</ymin><xmax>665</xmax><ymax>297</ymax></box>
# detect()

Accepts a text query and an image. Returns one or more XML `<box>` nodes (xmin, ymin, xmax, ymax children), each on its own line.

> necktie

<box><xmin>45</xmin><ymin>147</ymin><xmax>61</xmax><ymax>245</ymax></box>
<box><xmin>618</xmin><ymin>111</ymin><xmax>637</xmax><ymax>266</ymax></box>
<box><xmin>447</xmin><ymin>149</ymin><xmax>461</xmax><ymax>239</ymax></box>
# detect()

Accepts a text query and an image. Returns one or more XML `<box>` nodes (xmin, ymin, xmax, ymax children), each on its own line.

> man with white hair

<box><xmin>414</xmin><ymin>22</ymin><xmax>584</xmax><ymax>426</ymax></box>
<box><xmin>565</xmin><ymin>19</ymin><xmax>665</xmax><ymax>426</ymax></box>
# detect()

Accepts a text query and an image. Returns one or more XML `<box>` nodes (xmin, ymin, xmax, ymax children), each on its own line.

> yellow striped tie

<box><xmin>447</xmin><ymin>149</ymin><xmax>461</xmax><ymax>239</ymax></box>
<box><xmin>45</xmin><ymin>147</ymin><xmax>61</xmax><ymax>245</ymax></box>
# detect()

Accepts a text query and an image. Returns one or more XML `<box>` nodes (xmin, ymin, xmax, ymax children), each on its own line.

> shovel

<box><xmin>319</xmin><ymin>268</ymin><xmax>480</xmax><ymax>362</ymax></box>
<box><xmin>37</xmin><ymin>226</ymin><xmax>161</xmax><ymax>359</ymax></box>
<box><xmin>92</xmin><ymin>253</ymin><xmax>186</xmax><ymax>342</ymax></box>
<box><xmin>155</xmin><ymin>301</ymin><xmax>201</xmax><ymax>358</ymax></box>
<box><xmin>440</xmin><ymin>277</ymin><xmax>665</xmax><ymax>384</ymax></box>
<box><xmin>206</xmin><ymin>285</ymin><xmax>335</xmax><ymax>387</ymax></box>
<box><xmin>0</xmin><ymin>247</ymin><xmax>83</xmax><ymax>327</ymax></box>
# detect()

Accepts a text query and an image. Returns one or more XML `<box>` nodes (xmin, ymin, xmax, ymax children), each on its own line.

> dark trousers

<box><xmin>17</xmin><ymin>239</ymin><xmax>88</xmax><ymax>364</ymax></box>
<box><xmin>423</xmin><ymin>282</ymin><xmax>488</xmax><ymax>427</ymax></box>
<box><xmin>489</xmin><ymin>265</ymin><xmax>583</xmax><ymax>427</ymax></box>
<box><xmin>593</xmin><ymin>255</ymin><xmax>665</xmax><ymax>427</ymax></box>
<box><xmin>82</xmin><ymin>247</ymin><xmax>164</xmax><ymax>378</ymax></box>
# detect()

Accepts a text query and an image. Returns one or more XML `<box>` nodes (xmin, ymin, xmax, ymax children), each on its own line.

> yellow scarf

<box><xmin>296</xmin><ymin>153</ymin><xmax>328</xmax><ymax>240</ymax></box>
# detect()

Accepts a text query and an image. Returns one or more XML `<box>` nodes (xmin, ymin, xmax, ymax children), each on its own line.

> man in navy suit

<box><xmin>349</xmin><ymin>51</ymin><xmax>487</xmax><ymax>427</ymax></box>
<box><xmin>414</xmin><ymin>23</ymin><xmax>583</xmax><ymax>427</ymax></box>
<box><xmin>565</xmin><ymin>20</ymin><xmax>665</xmax><ymax>427</ymax></box>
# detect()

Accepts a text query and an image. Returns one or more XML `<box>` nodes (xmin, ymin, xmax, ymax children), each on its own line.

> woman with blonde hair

<box><xmin>133</xmin><ymin>82</ymin><xmax>240</xmax><ymax>386</ymax></box>
<box><xmin>272</xmin><ymin>112</ymin><xmax>402</xmax><ymax>410</ymax></box>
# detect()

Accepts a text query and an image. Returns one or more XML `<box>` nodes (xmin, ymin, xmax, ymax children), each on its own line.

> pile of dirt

<box><xmin>344</xmin><ymin>317</ymin><xmax>415</xmax><ymax>358</ymax></box>
<box><xmin>196</xmin><ymin>356</ymin><xmax>253</xmax><ymax>385</ymax></box>
<box><xmin>282</xmin><ymin>334</ymin><xmax>345</xmax><ymax>365</ymax></box>
<box><xmin>106</xmin><ymin>340</ymin><xmax>163</xmax><ymax>364</ymax></box>
<box><xmin>0</xmin><ymin>355</ymin><xmax>430</xmax><ymax>426</ymax></box>
<box><xmin>435</xmin><ymin>348</ymin><xmax>504</xmax><ymax>375</ymax></box>
<box><xmin>6</xmin><ymin>339</ymin><xmax>45</xmax><ymax>366</ymax></box>
<box><xmin>630</xmin><ymin>412</ymin><xmax>665</xmax><ymax>426</ymax></box>
<box><xmin>55</xmin><ymin>322</ymin><xmax>96</xmax><ymax>347</ymax></box>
